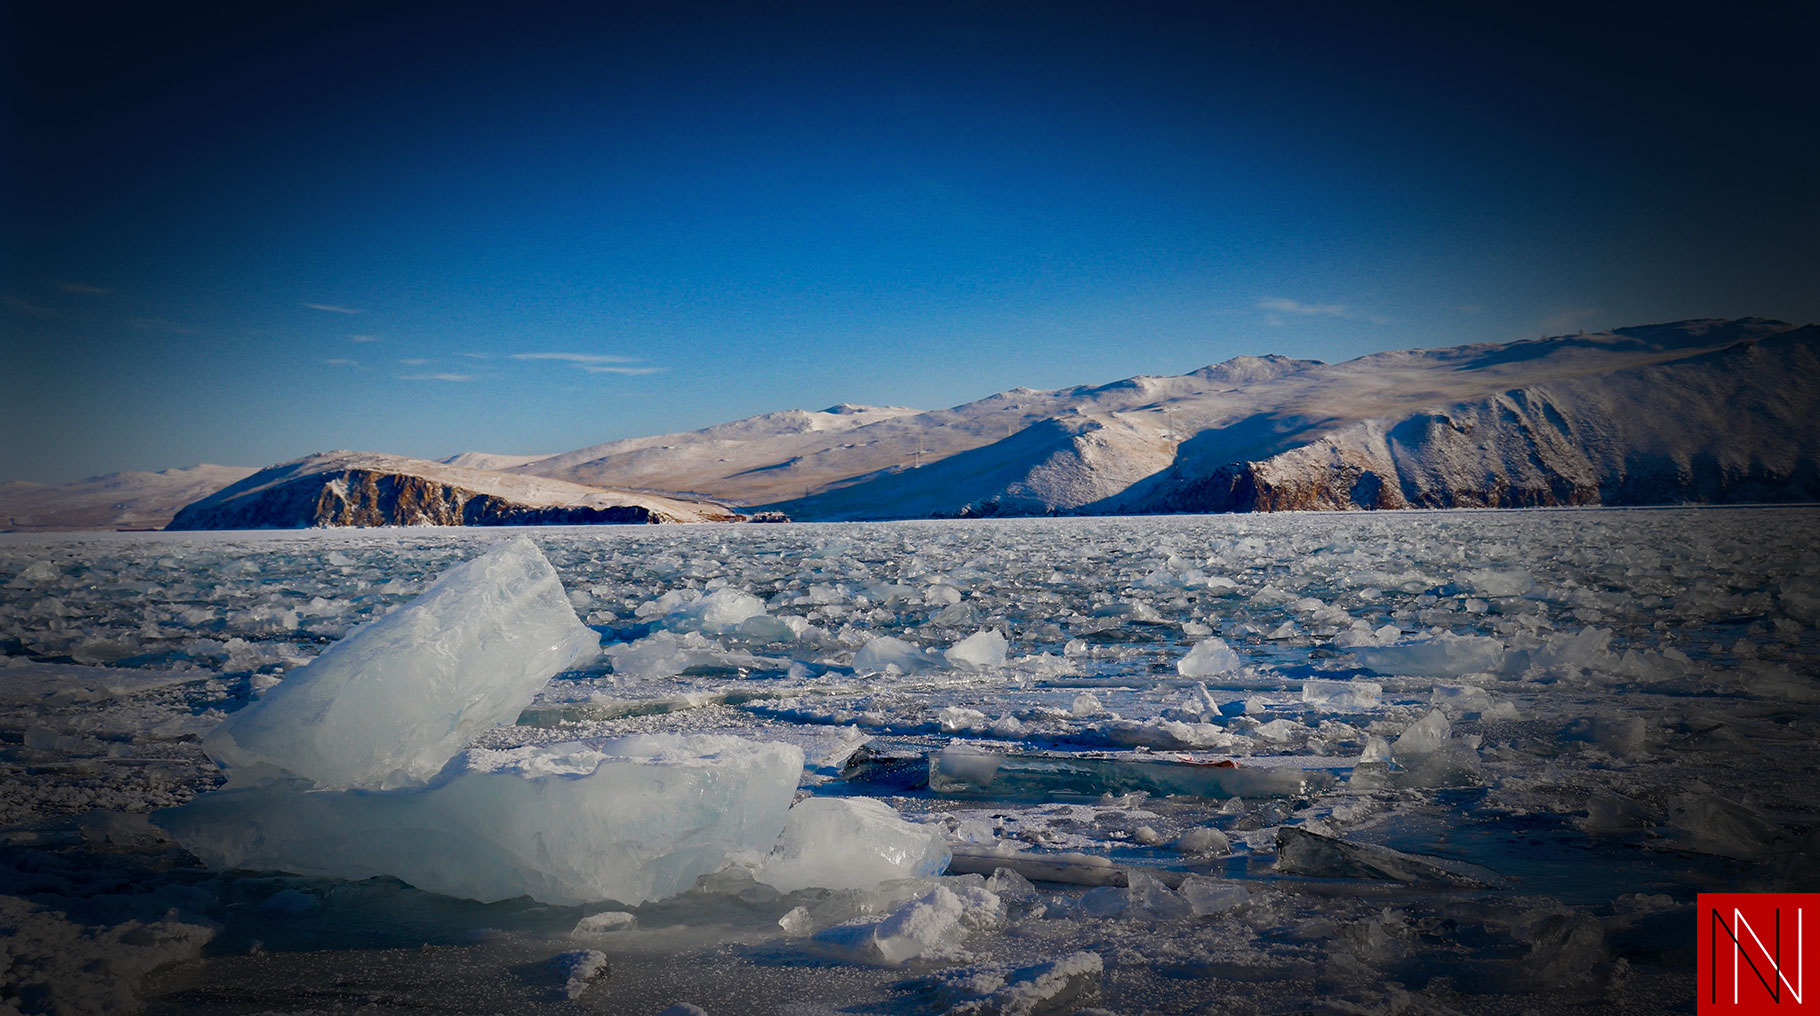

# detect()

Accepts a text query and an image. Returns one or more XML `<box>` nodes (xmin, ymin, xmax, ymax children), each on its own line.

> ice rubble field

<box><xmin>2</xmin><ymin>509</ymin><xmax>1819</xmax><ymax>1015</ymax></box>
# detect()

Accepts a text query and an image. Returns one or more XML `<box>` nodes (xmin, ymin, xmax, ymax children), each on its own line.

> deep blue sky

<box><xmin>5</xmin><ymin>1</ymin><xmax>1816</xmax><ymax>482</ymax></box>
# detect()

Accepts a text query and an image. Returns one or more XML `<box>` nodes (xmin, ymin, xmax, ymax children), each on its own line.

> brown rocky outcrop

<box><xmin>167</xmin><ymin>452</ymin><xmax>740</xmax><ymax>530</ymax></box>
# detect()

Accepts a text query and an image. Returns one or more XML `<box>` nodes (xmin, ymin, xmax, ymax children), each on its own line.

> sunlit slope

<box><xmin>0</xmin><ymin>465</ymin><xmax>257</xmax><ymax>532</ymax></box>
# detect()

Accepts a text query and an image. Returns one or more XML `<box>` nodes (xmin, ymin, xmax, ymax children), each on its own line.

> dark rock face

<box><xmin>168</xmin><ymin>469</ymin><xmax>668</xmax><ymax>530</ymax></box>
<box><xmin>1143</xmin><ymin>459</ymin><xmax>1412</xmax><ymax>514</ymax></box>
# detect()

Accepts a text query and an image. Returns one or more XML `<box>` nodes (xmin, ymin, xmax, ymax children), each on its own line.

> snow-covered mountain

<box><xmin>165</xmin><ymin>451</ymin><xmax>741</xmax><ymax>530</ymax></box>
<box><xmin>20</xmin><ymin>318</ymin><xmax>1813</xmax><ymax>531</ymax></box>
<box><xmin>0</xmin><ymin>464</ymin><xmax>257</xmax><ymax>532</ymax></box>
<box><xmin>504</xmin><ymin>318</ymin><xmax>1815</xmax><ymax>519</ymax></box>
<box><xmin>486</xmin><ymin>403</ymin><xmax>925</xmax><ymax>503</ymax></box>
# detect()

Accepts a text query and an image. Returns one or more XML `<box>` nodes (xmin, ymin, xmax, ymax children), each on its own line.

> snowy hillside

<box><xmin>438</xmin><ymin>451</ymin><xmax>554</xmax><ymax>471</ymax></box>
<box><xmin>519</xmin><ymin>403</ymin><xmax>926</xmax><ymax>502</ymax></box>
<box><xmin>166</xmin><ymin>451</ymin><xmax>742</xmax><ymax>530</ymax></box>
<box><xmin>508</xmin><ymin>317</ymin><xmax>1815</xmax><ymax>519</ymax></box>
<box><xmin>0</xmin><ymin>464</ymin><xmax>255</xmax><ymax>532</ymax></box>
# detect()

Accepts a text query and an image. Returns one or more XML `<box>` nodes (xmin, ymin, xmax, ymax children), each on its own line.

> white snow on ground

<box><xmin>0</xmin><ymin>508</ymin><xmax>1816</xmax><ymax>1013</ymax></box>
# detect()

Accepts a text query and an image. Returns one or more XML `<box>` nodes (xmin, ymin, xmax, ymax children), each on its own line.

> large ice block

<box><xmin>203</xmin><ymin>537</ymin><xmax>599</xmax><ymax>789</ymax></box>
<box><xmin>154</xmin><ymin>734</ymin><xmax>804</xmax><ymax>906</ymax></box>
<box><xmin>756</xmin><ymin>797</ymin><xmax>950</xmax><ymax>893</ymax></box>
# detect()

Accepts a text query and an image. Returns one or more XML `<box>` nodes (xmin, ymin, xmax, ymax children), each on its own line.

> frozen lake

<box><xmin>3</xmin><ymin>508</ymin><xmax>1817</xmax><ymax>1014</ymax></box>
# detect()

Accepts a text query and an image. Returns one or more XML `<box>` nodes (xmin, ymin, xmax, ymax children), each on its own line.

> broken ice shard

<box><xmin>203</xmin><ymin>537</ymin><xmax>599</xmax><ymax>790</ymax></box>
<box><xmin>1273</xmin><ymin>827</ymin><xmax>1506</xmax><ymax>888</ymax></box>
<box><xmin>1176</xmin><ymin>637</ymin><xmax>1241</xmax><ymax>678</ymax></box>
<box><xmin>756</xmin><ymin>796</ymin><xmax>951</xmax><ymax>893</ymax></box>
<box><xmin>154</xmin><ymin>734</ymin><xmax>803</xmax><ymax>906</ymax></box>
<box><xmin>927</xmin><ymin>746</ymin><xmax>1326</xmax><ymax>799</ymax></box>
<box><xmin>944</xmin><ymin>629</ymin><xmax>1008</xmax><ymax>669</ymax></box>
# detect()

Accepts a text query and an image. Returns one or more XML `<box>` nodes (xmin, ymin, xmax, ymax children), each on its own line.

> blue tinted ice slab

<box><xmin>155</xmin><ymin>734</ymin><xmax>804</xmax><ymax>906</ymax></box>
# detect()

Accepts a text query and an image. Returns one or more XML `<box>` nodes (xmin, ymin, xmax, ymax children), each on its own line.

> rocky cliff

<box><xmin>1129</xmin><ymin>325</ymin><xmax>1820</xmax><ymax>513</ymax></box>
<box><xmin>166</xmin><ymin>452</ymin><xmax>741</xmax><ymax>530</ymax></box>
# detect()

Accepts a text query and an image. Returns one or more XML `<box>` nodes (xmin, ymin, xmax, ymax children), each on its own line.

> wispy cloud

<box><xmin>302</xmin><ymin>302</ymin><xmax>361</xmax><ymax>315</ymax></box>
<box><xmin>347</xmin><ymin>333</ymin><xmax>380</xmax><ymax>343</ymax></box>
<box><xmin>1255</xmin><ymin>296</ymin><xmax>1387</xmax><ymax>328</ymax></box>
<box><xmin>509</xmin><ymin>352</ymin><xmax>640</xmax><ymax>364</ymax></box>
<box><xmin>1257</xmin><ymin>297</ymin><xmax>1349</xmax><ymax>318</ymax></box>
<box><xmin>399</xmin><ymin>372</ymin><xmax>473</xmax><ymax>382</ymax></box>
<box><xmin>325</xmin><ymin>358</ymin><xmax>359</xmax><ymax>366</ymax></box>
<box><xmin>459</xmin><ymin>352</ymin><xmax>491</xmax><ymax>360</ymax></box>
<box><xmin>2</xmin><ymin>296</ymin><xmax>61</xmax><ymax>318</ymax></box>
<box><xmin>55</xmin><ymin>282</ymin><xmax>111</xmax><ymax>295</ymax></box>
<box><xmin>510</xmin><ymin>350</ymin><xmax>663</xmax><ymax>376</ymax></box>
<box><xmin>1542</xmin><ymin>307</ymin><xmax>1602</xmax><ymax>333</ymax></box>
<box><xmin>398</xmin><ymin>357</ymin><xmax>430</xmax><ymax>366</ymax></box>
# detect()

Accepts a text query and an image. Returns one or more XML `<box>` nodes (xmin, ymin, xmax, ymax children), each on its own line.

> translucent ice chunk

<box><xmin>1528</xmin><ymin>627</ymin><xmax>1614</xmax><ymax>675</ymax></box>
<box><xmin>1176</xmin><ymin>638</ymin><xmax>1241</xmax><ymax>678</ymax></box>
<box><xmin>1352</xmin><ymin>633</ymin><xmax>1504</xmax><ymax>678</ymax></box>
<box><xmin>572</xmin><ymin>911</ymin><xmax>636</xmax><ymax>937</ymax></box>
<box><xmin>1178</xmin><ymin>875</ymin><xmax>1248</xmax><ymax>916</ymax></box>
<box><xmin>155</xmin><ymin>734</ymin><xmax>804</xmax><ymax>906</ymax></box>
<box><xmin>853</xmin><ymin>636</ymin><xmax>937</xmax><ymax>674</ymax></box>
<box><xmin>1174</xmin><ymin>827</ymin><xmax>1231</xmax><ymax>856</ymax></box>
<box><xmin>756</xmin><ymin>797</ymin><xmax>950</xmax><ymax>893</ymax></box>
<box><xmin>938</xmin><ymin>706</ymin><xmax>990</xmax><ymax>733</ymax></box>
<box><xmin>603</xmin><ymin>630</ymin><xmax>708</xmax><ymax>680</ymax></box>
<box><xmin>662</xmin><ymin>587</ymin><xmax>767</xmax><ymax>634</ymax></box>
<box><xmin>203</xmin><ymin>537</ymin><xmax>599</xmax><ymax>790</ymax></box>
<box><xmin>1301</xmin><ymin>678</ymin><xmax>1382</xmax><ymax>711</ymax></box>
<box><xmin>944</xmin><ymin>629</ymin><xmax>1008</xmax><ymax>670</ymax></box>
<box><xmin>1663</xmin><ymin>788</ymin><xmax>1785</xmax><ymax>860</ymax></box>
<box><xmin>1275</xmin><ymin>828</ymin><xmax>1502</xmax><ymax>887</ymax></box>
<box><xmin>1392</xmin><ymin>709</ymin><xmax>1451</xmax><ymax>758</ymax></box>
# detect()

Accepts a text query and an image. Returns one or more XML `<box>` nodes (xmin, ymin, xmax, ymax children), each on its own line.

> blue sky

<box><xmin>4</xmin><ymin>1</ymin><xmax>1816</xmax><ymax>482</ymax></box>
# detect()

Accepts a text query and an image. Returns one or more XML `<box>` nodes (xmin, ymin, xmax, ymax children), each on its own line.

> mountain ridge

<box><xmin>7</xmin><ymin>318</ymin><xmax>1813</xmax><ymax>530</ymax></box>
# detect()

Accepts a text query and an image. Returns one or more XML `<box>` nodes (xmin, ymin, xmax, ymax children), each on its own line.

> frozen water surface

<box><xmin>1</xmin><ymin>508</ymin><xmax>1817</xmax><ymax>1014</ymax></box>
